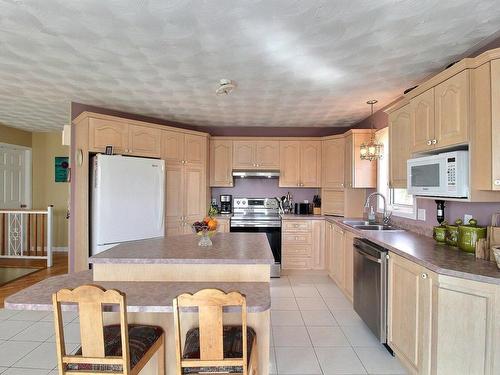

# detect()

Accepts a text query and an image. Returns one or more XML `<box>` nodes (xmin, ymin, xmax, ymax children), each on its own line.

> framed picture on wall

<box><xmin>55</xmin><ymin>156</ymin><xmax>69</xmax><ymax>182</ymax></box>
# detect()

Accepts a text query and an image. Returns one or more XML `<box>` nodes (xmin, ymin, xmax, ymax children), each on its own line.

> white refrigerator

<box><xmin>91</xmin><ymin>154</ymin><xmax>165</xmax><ymax>255</ymax></box>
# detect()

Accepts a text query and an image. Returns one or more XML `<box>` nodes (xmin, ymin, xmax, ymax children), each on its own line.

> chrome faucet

<box><xmin>364</xmin><ymin>192</ymin><xmax>392</xmax><ymax>225</ymax></box>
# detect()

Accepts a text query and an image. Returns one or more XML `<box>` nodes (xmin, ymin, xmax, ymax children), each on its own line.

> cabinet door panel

<box><xmin>322</xmin><ymin>189</ymin><xmax>344</xmax><ymax>216</ymax></box>
<box><xmin>389</xmin><ymin>106</ymin><xmax>411</xmax><ymax>188</ymax></box>
<box><xmin>165</xmin><ymin>164</ymin><xmax>184</xmax><ymax>236</ymax></box>
<box><xmin>300</xmin><ymin>141</ymin><xmax>322</xmax><ymax>187</ymax></box>
<box><xmin>332</xmin><ymin>226</ymin><xmax>345</xmax><ymax>287</ymax></box>
<box><xmin>233</xmin><ymin>141</ymin><xmax>255</xmax><ymax>169</ymax></box>
<box><xmin>279</xmin><ymin>141</ymin><xmax>300</xmax><ymax>187</ymax></box>
<box><xmin>410</xmin><ymin>89</ymin><xmax>435</xmax><ymax>153</ymax></box>
<box><xmin>387</xmin><ymin>254</ymin><xmax>420</xmax><ymax>373</ymax></box>
<box><xmin>343</xmin><ymin>232</ymin><xmax>354</xmax><ymax>301</ymax></box>
<box><xmin>185</xmin><ymin>134</ymin><xmax>206</xmax><ymax>165</ymax></box>
<box><xmin>89</xmin><ymin>118</ymin><xmax>128</xmax><ymax>153</ymax></box>
<box><xmin>255</xmin><ymin>141</ymin><xmax>280</xmax><ymax>168</ymax></box>
<box><xmin>344</xmin><ymin>135</ymin><xmax>353</xmax><ymax>188</ymax></box>
<box><xmin>184</xmin><ymin>165</ymin><xmax>205</xmax><ymax>219</ymax></box>
<box><xmin>128</xmin><ymin>125</ymin><xmax>161</xmax><ymax>157</ymax></box>
<box><xmin>322</xmin><ymin>138</ymin><xmax>345</xmax><ymax>188</ymax></box>
<box><xmin>434</xmin><ymin>70</ymin><xmax>469</xmax><ymax>148</ymax></box>
<box><xmin>161</xmin><ymin>130</ymin><xmax>184</xmax><ymax>165</ymax></box>
<box><xmin>210</xmin><ymin>140</ymin><xmax>233</xmax><ymax>187</ymax></box>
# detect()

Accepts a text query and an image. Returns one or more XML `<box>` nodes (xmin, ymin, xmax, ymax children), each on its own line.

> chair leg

<box><xmin>158</xmin><ymin>334</ymin><xmax>166</xmax><ymax>375</ymax></box>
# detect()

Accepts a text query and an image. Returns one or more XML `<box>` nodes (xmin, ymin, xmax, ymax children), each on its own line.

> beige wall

<box><xmin>32</xmin><ymin>132</ymin><xmax>69</xmax><ymax>248</ymax></box>
<box><xmin>0</xmin><ymin>123</ymin><xmax>32</xmax><ymax>147</ymax></box>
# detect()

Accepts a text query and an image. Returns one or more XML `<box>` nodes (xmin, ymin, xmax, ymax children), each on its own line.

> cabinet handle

<box><xmin>432</xmin><ymin>139</ymin><xmax>437</xmax><ymax>145</ymax></box>
<box><xmin>421</xmin><ymin>273</ymin><xmax>428</xmax><ymax>279</ymax></box>
<box><xmin>494</xmin><ymin>180</ymin><xmax>500</xmax><ymax>186</ymax></box>
<box><xmin>427</xmin><ymin>140</ymin><xmax>432</xmax><ymax>146</ymax></box>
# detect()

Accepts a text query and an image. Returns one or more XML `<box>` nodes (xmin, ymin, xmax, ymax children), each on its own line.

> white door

<box><xmin>0</xmin><ymin>144</ymin><xmax>31</xmax><ymax>209</ymax></box>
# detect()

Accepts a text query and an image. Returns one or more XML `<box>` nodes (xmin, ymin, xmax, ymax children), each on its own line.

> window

<box><xmin>376</xmin><ymin>127</ymin><xmax>416</xmax><ymax>219</ymax></box>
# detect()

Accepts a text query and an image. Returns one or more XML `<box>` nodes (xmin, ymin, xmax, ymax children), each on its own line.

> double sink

<box><xmin>342</xmin><ymin>220</ymin><xmax>404</xmax><ymax>232</ymax></box>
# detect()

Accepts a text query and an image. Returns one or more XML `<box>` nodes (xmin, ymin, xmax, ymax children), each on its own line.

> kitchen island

<box><xmin>5</xmin><ymin>233</ymin><xmax>274</xmax><ymax>375</ymax></box>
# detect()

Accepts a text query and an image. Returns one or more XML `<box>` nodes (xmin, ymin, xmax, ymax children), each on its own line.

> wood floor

<box><xmin>0</xmin><ymin>252</ymin><xmax>68</xmax><ymax>307</ymax></box>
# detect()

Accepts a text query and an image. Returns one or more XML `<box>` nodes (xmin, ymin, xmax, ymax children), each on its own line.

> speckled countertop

<box><xmin>328</xmin><ymin>217</ymin><xmax>500</xmax><ymax>285</ymax></box>
<box><xmin>89</xmin><ymin>233</ymin><xmax>274</xmax><ymax>265</ymax></box>
<box><xmin>4</xmin><ymin>271</ymin><xmax>270</xmax><ymax>313</ymax></box>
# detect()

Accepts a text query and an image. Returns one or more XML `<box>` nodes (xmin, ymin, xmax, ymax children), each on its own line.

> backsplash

<box><xmin>379</xmin><ymin>199</ymin><xmax>500</xmax><ymax>237</ymax></box>
<box><xmin>211</xmin><ymin>178</ymin><xmax>320</xmax><ymax>205</ymax></box>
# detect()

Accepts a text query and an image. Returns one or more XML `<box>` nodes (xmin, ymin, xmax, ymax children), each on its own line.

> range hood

<box><xmin>232</xmin><ymin>170</ymin><xmax>280</xmax><ymax>178</ymax></box>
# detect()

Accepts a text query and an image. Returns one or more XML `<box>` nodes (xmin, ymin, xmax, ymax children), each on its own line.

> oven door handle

<box><xmin>230</xmin><ymin>221</ymin><xmax>281</xmax><ymax>228</ymax></box>
<box><xmin>353</xmin><ymin>245</ymin><xmax>382</xmax><ymax>264</ymax></box>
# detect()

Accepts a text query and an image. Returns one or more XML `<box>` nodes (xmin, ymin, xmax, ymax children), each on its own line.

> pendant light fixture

<box><xmin>359</xmin><ymin>99</ymin><xmax>384</xmax><ymax>161</ymax></box>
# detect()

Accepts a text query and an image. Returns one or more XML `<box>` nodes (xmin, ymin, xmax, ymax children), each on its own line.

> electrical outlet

<box><xmin>417</xmin><ymin>208</ymin><xmax>426</xmax><ymax>221</ymax></box>
<box><xmin>464</xmin><ymin>214</ymin><xmax>473</xmax><ymax>224</ymax></box>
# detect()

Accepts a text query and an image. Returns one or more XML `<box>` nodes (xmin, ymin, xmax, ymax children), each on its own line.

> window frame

<box><xmin>375</xmin><ymin>127</ymin><xmax>417</xmax><ymax>220</ymax></box>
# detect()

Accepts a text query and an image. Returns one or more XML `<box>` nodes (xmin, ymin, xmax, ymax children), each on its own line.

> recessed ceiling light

<box><xmin>216</xmin><ymin>79</ymin><xmax>237</xmax><ymax>95</ymax></box>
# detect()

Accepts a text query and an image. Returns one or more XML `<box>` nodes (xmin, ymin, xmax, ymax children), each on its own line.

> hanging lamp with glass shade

<box><xmin>359</xmin><ymin>99</ymin><xmax>384</xmax><ymax>161</ymax></box>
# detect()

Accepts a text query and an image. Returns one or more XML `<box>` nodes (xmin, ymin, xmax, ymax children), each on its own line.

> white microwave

<box><xmin>407</xmin><ymin>151</ymin><xmax>469</xmax><ymax>198</ymax></box>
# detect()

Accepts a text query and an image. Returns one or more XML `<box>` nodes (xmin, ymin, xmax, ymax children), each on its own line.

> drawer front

<box><xmin>283</xmin><ymin>233</ymin><xmax>312</xmax><ymax>244</ymax></box>
<box><xmin>282</xmin><ymin>256</ymin><xmax>311</xmax><ymax>269</ymax></box>
<box><xmin>283</xmin><ymin>244</ymin><xmax>312</xmax><ymax>256</ymax></box>
<box><xmin>283</xmin><ymin>220</ymin><xmax>312</xmax><ymax>232</ymax></box>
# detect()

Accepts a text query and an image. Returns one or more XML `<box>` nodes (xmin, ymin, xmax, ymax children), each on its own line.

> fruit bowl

<box><xmin>192</xmin><ymin>217</ymin><xmax>218</xmax><ymax>246</ymax></box>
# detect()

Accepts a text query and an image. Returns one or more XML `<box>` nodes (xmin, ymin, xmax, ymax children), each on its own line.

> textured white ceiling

<box><xmin>1</xmin><ymin>0</ymin><xmax>500</xmax><ymax>131</ymax></box>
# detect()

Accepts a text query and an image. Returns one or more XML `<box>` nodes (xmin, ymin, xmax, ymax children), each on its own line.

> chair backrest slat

<box><xmin>173</xmin><ymin>289</ymin><xmax>248</xmax><ymax>375</ymax></box>
<box><xmin>52</xmin><ymin>284</ymin><xmax>130</xmax><ymax>375</ymax></box>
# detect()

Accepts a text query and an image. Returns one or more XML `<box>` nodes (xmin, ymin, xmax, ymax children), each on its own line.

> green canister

<box><xmin>445</xmin><ymin>219</ymin><xmax>462</xmax><ymax>247</ymax></box>
<box><xmin>433</xmin><ymin>221</ymin><xmax>447</xmax><ymax>243</ymax></box>
<box><xmin>458</xmin><ymin>218</ymin><xmax>487</xmax><ymax>253</ymax></box>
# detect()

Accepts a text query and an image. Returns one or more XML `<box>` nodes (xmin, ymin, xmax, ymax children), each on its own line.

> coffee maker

<box><xmin>220</xmin><ymin>194</ymin><xmax>232</xmax><ymax>214</ymax></box>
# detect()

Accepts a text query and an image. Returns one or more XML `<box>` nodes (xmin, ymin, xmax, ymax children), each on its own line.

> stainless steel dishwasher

<box><xmin>353</xmin><ymin>237</ymin><xmax>388</xmax><ymax>344</ymax></box>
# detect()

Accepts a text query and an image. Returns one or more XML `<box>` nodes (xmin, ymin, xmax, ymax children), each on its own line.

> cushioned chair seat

<box><xmin>68</xmin><ymin>324</ymin><xmax>163</xmax><ymax>372</ymax></box>
<box><xmin>182</xmin><ymin>325</ymin><xmax>256</xmax><ymax>374</ymax></box>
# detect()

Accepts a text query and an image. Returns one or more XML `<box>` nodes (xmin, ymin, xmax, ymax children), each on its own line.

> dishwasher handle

<box><xmin>353</xmin><ymin>244</ymin><xmax>382</xmax><ymax>264</ymax></box>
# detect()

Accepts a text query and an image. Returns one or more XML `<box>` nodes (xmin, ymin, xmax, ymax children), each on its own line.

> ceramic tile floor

<box><xmin>0</xmin><ymin>272</ymin><xmax>407</xmax><ymax>374</ymax></box>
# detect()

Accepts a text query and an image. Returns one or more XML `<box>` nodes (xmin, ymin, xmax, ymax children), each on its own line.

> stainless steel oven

<box><xmin>230</xmin><ymin>197</ymin><xmax>281</xmax><ymax>277</ymax></box>
<box><xmin>353</xmin><ymin>237</ymin><xmax>388</xmax><ymax>344</ymax></box>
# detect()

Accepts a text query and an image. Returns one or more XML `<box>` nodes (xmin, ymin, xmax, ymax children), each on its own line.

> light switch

<box><xmin>417</xmin><ymin>208</ymin><xmax>426</xmax><ymax>221</ymax></box>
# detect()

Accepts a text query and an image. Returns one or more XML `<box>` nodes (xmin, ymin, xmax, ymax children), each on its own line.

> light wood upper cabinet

<box><xmin>410</xmin><ymin>89</ymin><xmax>435</xmax><ymax>153</ymax></box>
<box><xmin>255</xmin><ymin>141</ymin><xmax>280</xmax><ymax>168</ymax></box>
<box><xmin>387</xmin><ymin>252</ymin><xmax>433</xmax><ymax>375</ymax></box>
<box><xmin>210</xmin><ymin>139</ymin><xmax>233</xmax><ymax>187</ymax></box>
<box><xmin>434</xmin><ymin>70</ymin><xmax>470</xmax><ymax>149</ymax></box>
<box><xmin>89</xmin><ymin>118</ymin><xmax>129</xmax><ymax>154</ymax></box>
<box><xmin>162</xmin><ymin>131</ymin><xmax>206</xmax><ymax>166</ymax></box>
<box><xmin>184</xmin><ymin>134</ymin><xmax>205</xmax><ymax>165</ymax></box>
<box><xmin>279</xmin><ymin>141</ymin><xmax>301</xmax><ymax>187</ymax></box>
<box><xmin>233</xmin><ymin>140</ymin><xmax>279</xmax><ymax>169</ymax></box>
<box><xmin>344</xmin><ymin>132</ymin><xmax>376</xmax><ymax>188</ymax></box>
<box><xmin>128</xmin><ymin>125</ymin><xmax>161</xmax><ymax>157</ymax></box>
<box><xmin>300</xmin><ymin>141</ymin><xmax>322</xmax><ymax>187</ymax></box>
<box><xmin>233</xmin><ymin>141</ymin><xmax>255</xmax><ymax>169</ymax></box>
<box><xmin>279</xmin><ymin>140</ymin><xmax>321</xmax><ymax>187</ymax></box>
<box><xmin>161</xmin><ymin>130</ymin><xmax>184</xmax><ymax>164</ymax></box>
<box><xmin>322</xmin><ymin>137</ymin><xmax>345</xmax><ymax>188</ymax></box>
<box><xmin>388</xmin><ymin>105</ymin><xmax>411</xmax><ymax>188</ymax></box>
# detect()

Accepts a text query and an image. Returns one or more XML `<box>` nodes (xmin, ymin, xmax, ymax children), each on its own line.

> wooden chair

<box><xmin>173</xmin><ymin>289</ymin><xmax>258</xmax><ymax>375</ymax></box>
<box><xmin>52</xmin><ymin>284</ymin><xmax>165</xmax><ymax>375</ymax></box>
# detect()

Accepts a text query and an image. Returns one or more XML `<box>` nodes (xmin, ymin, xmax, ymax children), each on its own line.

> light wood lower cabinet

<box><xmin>388</xmin><ymin>251</ymin><xmax>500</xmax><ymax>375</ymax></box>
<box><xmin>326</xmin><ymin>222</ymin><xmax>353</xmax><ymax>302</ymax></box>
<box><xmin>387</xmin><ymin>252</ymin><xmax>433</xmax><ymax>375</ymax></box>
<box><xmin>282</xmin><ymin>219</ymin><xmax>324</xmax><ymax>270</ymax></box>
